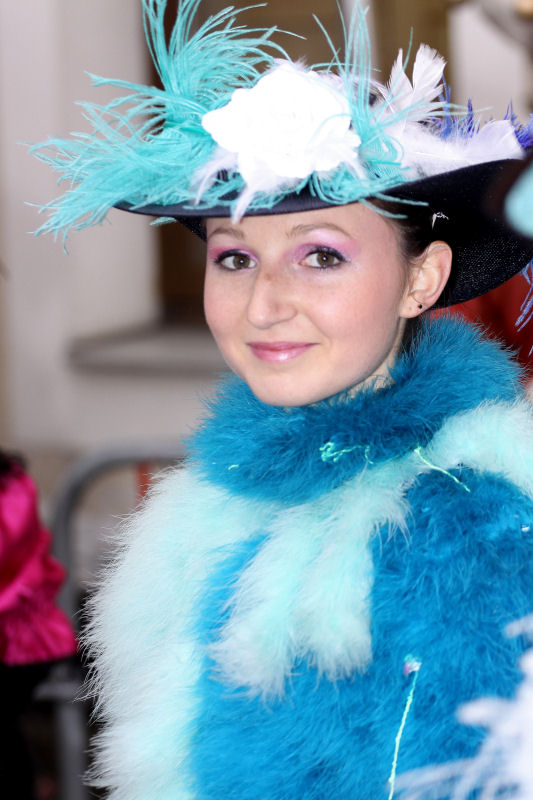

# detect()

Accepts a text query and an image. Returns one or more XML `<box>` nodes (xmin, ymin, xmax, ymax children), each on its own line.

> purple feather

<box><xmin>505</xmin><ymin>103</ymin><xmax>533</xmax><ymax>150</ymax></box>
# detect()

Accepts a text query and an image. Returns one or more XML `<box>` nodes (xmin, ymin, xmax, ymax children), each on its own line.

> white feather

<box><xmin>192</xmin><ymin>147</ymin><xmax>238</xmax><ymax>204</ymax></box>
<box><xmin>387</xmin><ymin>44</ymin><xmax>445</xmax><ymax>118</ymax></box>
<box><xmin>411</xmin><ymin>45</ymin><xmax>446</xmax><ymax>112</ymax></box>
<box><xmin>383</xmin><ymin>44</ymin><xmax>446</xmax><ymax>151</ymax></box>
<box><xmin>387</xmin><ymin>48</ymin><xmax>414</xmax><ymax>112</ymax></box>
<box><xmin>399</xmin><ymin>119</ymin><xmax>523</xmax><ymax>178</ymax></box>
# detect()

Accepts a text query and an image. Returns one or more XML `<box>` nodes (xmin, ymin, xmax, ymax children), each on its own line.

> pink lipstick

<box><xmin>247</xmin><ymin>342</ymin><xmax>315</xmax><ymax>363</ymax></box>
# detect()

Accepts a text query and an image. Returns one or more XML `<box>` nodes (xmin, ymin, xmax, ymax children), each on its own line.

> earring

<box><xmin>409</xmin><ymin>291</ymin><xmax>424</xmax><ymax>310</ymax></box>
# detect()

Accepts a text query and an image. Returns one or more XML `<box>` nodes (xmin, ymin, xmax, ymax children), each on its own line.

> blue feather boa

<box><xmin>86</xmin><ymin>316</ymin><xmax>533</xmax><ymax>800</ymax></box>
<box><xmin>182</xmin><ymin>319</ymin><xmax>533</xmax><ymax>799</ymax></box>
<box><xmin>188</xmin><ymin>317</ymin><xmax>522</xmax><ymax>505</ymax></box>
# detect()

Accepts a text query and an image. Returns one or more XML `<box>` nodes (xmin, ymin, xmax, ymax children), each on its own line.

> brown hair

<box><xmin>369</xmin><ymin>197</ymin><xmax>449</xmax><ymax>353</ymax></box>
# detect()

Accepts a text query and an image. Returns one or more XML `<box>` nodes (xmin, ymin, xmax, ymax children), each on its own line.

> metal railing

<box><xmin>43</xmin><ymin>443</ymin><xmax>184</xmax><ymax>800</ymax></box>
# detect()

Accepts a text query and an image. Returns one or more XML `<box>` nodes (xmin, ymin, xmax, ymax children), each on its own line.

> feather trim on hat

<box><xmin>31</xmin><ymin>0</ymin><xmax>527</xmax><ymax>241</ymax></box>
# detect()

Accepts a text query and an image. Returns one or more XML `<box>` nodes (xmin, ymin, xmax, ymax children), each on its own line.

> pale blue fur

<box><xmin>207</xmin><ymin>458</ymin><xmax>414</xmax><ymax>697</ymax></box>
<box><xmin>85</xmin><ymin>468</ymin><xmax>272</xmax><ymax>799</ymax></box>
<box><xmin>422</xmin><ymin>400</ymin><xmax>533</xmax><ymax>496</ymax></box>
<box><xmin>507</xmin><ymin>161</ymin><xmax>533</xmax><ymax>238</ymax></box>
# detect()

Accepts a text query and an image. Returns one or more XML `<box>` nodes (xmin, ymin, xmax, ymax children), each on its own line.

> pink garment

<box><xmin>0</xmin><ymin>461</ymin><xmax>77</xmax><ymax>665</ymax></box>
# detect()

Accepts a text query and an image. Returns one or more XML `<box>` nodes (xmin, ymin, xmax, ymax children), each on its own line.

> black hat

<box><xmin>32</xmin><ymin>0</ymin><xmax>533</xmax><ymax>306</ymax></box>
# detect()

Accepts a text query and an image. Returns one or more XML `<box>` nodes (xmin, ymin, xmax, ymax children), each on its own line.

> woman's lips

<box><xmin>247</xmin><ymin>342</ymin><xmax>316</xmax><ymax>363</ymax></box>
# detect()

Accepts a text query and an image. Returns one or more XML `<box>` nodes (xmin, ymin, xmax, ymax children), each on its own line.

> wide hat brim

<box><xmin>116</xmin><ymin>159</ymin><xmax>533</xmax><ymax>308</ymax></box>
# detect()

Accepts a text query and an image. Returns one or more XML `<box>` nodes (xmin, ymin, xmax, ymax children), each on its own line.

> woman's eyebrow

<box><xmin>207</xmin><ymin>225</ymin><xmax>245</xmax><ymax>240</ymax></box>
<box><xmin>288</xmin><ymin>222</ymin><xmax>350</xmax><ymax>237</ymax></box>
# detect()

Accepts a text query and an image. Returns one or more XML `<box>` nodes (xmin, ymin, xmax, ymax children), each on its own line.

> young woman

<box><xmin>33</xmin><ymin>1</ymin><xmax>533</xmax><ymax>798</ymax></box>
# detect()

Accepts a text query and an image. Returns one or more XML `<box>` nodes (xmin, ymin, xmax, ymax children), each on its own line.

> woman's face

<box><xmin>204</xmin><ymin>203</ymin><xmax>414</xmax><ymax>407</ymax></box>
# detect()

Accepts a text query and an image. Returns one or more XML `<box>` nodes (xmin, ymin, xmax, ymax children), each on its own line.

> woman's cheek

<box><xmin>203</xmin><ymin>279</ymin><xmax>219</xmax><ymax>334</ymax></box>
<box><xmin>204</xmin><ymin>286</ymin><xmax>236</xmax><ymax>340</ymax></box>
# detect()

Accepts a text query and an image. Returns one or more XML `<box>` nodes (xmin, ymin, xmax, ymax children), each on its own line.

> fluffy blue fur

<box><xmin>184</xmin><ymin>320</ymin><xmax>533</xmax><ymax>798</ymax></box>
<box><xmin>188</xmin><ymin>317</ymin><xmax>523</xmax><ymax>505</ymax></box>
<box><xmin>86</xmin><ymin>317</ymin><xmax>533</xmax><ymax>799</ymax></box>
<box><xmin>188</xmin><ymin>469</ymin><xmax>533</xmax><ymax>800</ymax></box>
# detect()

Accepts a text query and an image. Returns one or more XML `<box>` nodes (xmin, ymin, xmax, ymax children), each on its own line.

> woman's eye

<box><xmin>215</xmin><ymin>251</ymin><xmax>255</xmax><ymax>270</ymax></box>
<box><xmin>302</xmin><ymin>248</ymin><xmax>346</xmax><ymax>269</ymax></box>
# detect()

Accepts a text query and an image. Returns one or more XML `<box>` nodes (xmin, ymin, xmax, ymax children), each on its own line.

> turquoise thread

<box><xmin>413</xmin><ymin>446</ymin><xmax>470</xmax><ymax>493</ymax></box>
<box><xmin>320</xmin><ymin>441</ymin><xmax>374</xmax><ymax>465</ymax></box>
<box><xmin>364</xmin><ymin>445</ymin><xmax>374</xmax><ymax>465</ymax></box>
<box><xmin>388</xmin><ymin>657</ymin><xmax>422</xmax><ymax>800</ymax></box>
<box><xmin>320</xmin><ymin>441</ymin><xmax>358</xmax><ymax>464</ymax></box>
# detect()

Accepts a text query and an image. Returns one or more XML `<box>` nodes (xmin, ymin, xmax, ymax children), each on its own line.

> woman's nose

<box><xmin>246</xmin><ymin>267</ymin><xmax>297</xmax><ymax>329</ymax></box>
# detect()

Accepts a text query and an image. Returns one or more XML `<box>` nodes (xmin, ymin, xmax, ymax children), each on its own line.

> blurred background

<box><xmin>0</xmin><ymin>1</ymin><xmax>532</xmax><ymax>797</ymax></box>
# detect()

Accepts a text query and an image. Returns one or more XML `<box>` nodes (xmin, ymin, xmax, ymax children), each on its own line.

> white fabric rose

<box><xmin>201</xmin><ymin>62</ymin><xmax>361</xmax><ymax>196</ymax></box>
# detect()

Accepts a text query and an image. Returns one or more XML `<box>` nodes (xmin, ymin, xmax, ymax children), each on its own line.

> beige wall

<box><xmin>0</xmin><ymin>267</ymin><xmax>10</xmax><ymax>446</ymax></box>
<box><xmin>449</xmin><ymin>2</ymin><xmax>530</xmax><ymax>119</ymax></box>
<box><xmin>0</xmin><ymin>1</ymin><xmax>158</xmax><ymax>449</ymax></box>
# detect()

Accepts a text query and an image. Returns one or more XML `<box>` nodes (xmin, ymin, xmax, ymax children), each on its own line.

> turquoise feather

<box><xmin>31</xmin><ymin>0</ymin><xmax>287</xmax><ymax>240</ymax></box>
<box><xmin>30</xmin><ymin>0</ymin><xmax>525</xmax><ymax>241</ymax></box>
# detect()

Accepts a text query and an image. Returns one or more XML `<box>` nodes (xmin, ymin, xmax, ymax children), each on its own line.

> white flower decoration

<box><xmin>200</xmin><ymin>62</ymin><xmax>362</xmax><ymax>214</ymax></box>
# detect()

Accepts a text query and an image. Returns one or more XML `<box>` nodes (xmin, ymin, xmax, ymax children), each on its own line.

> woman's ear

<box><xmin>401</xmin><ymin>240</ymin><xmax>453</xmax><ymax>318</ymax></box>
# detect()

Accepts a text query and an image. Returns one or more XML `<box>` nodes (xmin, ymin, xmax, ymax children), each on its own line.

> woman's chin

<box><xmin>246</xmin><ymin>379</ymin><xmax>343</xmax><ymax>408</ymax></box>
